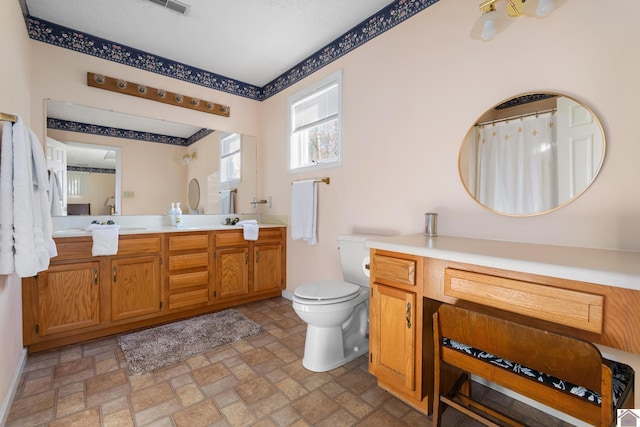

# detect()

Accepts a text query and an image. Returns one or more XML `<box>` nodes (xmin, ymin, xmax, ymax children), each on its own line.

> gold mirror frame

<box><xmin>458</xmin><ymin>92</ymin><xmax>606</xmax><ymax>216</ymax></box>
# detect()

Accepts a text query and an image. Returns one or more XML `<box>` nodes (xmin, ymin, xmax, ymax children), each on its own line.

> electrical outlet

<box><xmin>123</xmin><ymin>191</ymin><xmax>135</xmax><ymax>198</ymax></box>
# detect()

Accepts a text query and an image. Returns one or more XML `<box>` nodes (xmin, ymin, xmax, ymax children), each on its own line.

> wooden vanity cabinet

<box><xmin>109</xmin><ymin>235</ymin><xmax>162</xmax><ymax>322</ymax></box>
<box><xmin>215</xmin><ymin>230</ymin><xmax>251</xmax><ymax>301</ymax></box>
<box><xmin>369</xmin><ymin>249</ymin><xmax>433</xmax><ymax>412</ymax></box>
<box><xmin>253</xmin><ymin>228</ymin><xmax>285</xmax><ymax>295</ymax></box>
<box><xmin>22</xmin><ymin>227</ymin><xmax>287</xmax><ymax>353</ymax></box>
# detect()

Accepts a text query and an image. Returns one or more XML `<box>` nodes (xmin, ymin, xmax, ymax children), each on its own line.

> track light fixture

<box><xmin>471</xmin><ymin>0</ymin><xmax>562</xmax><ymax>41</ymax></box>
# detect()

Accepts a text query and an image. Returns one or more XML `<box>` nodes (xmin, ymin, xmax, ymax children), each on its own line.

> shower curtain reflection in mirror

<box><xmin>475</xmin><ymin>112</ymin><xmax>558</xmax><ymax>215</ymax></box>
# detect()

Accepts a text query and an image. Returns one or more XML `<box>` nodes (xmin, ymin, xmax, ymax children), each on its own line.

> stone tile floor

<box><xmin>7</xmin><ymin>297</ymin><xmax>573</xmax><ymax>426</ymax></box>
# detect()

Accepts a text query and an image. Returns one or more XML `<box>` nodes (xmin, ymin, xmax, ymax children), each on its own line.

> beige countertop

<box><xmin>365</xmin><ymin>234</ymin><xmax>640</xmax><ymax>291</ymax></box>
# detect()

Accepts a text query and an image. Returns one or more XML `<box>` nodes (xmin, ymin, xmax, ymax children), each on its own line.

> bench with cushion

<box><xmin>433</xmin><ymin>304</ymin><xmax>634</xmax><ymax>427</ymax></box>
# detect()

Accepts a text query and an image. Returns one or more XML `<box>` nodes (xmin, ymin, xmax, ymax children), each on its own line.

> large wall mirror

<box><xmin>458</xmin><ymin>92</ymin><xmax>605</xmax><ymax>216</ymax></box>
<box><xmin>45</xmin><ymin>99</ymin><xmax>257</xmax><ymax>216</ymax></box>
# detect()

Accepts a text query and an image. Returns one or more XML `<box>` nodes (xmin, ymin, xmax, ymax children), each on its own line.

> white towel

<box><xmin>86</xmin><ymin>224</ymin><xmax>120</xmax><ymax>256</ymax></box>
<box><xmin>49</xmin><ymin>171</ymin><xmax>63</xmax><ymax>216</ymax></box>
<box><xmin>0</xmin><ymin>121</ymin><xmax>14</xmax><ymax>274</ymax></box>
<box><xmin>237</xmin><ymin>219</ymin><xmax>259</xmax><ymax>241</ymax></box>
<box><xmin>291</xmin><ymin>180</ymin><xmax>317</xmax><ymax>245</ymax></box>
<box><xmin>220</xmin><ymin>190</ymin><xmax>235</xmax><ymax>214</ymax></box>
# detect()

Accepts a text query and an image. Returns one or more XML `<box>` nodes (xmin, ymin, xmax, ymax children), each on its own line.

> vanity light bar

<box><xmin>86</xmin><ymin>72</ymin><xmax>230</xmax><ymax>118</ymax></box>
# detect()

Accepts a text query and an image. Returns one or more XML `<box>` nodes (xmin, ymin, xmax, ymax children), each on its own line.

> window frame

<box><xmin>287</xmin><ymin>69</ymin><xmax>343</xmax><ymax>173</ymax></box>
<box><xmin>219</xmin><ymin>132</ymin><xmax>242</xmax><ymax>184</ymax></box>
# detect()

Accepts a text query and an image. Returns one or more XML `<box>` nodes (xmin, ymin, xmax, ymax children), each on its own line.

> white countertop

<box><xmin>365</xmin><ymin>234</ymin><xmax>640</xmax><ymax>291</ymax></box>
<box><xmin>51</xmin><ymin>214</ymin><xmax>287</xmax><ymax>238</ymax></box>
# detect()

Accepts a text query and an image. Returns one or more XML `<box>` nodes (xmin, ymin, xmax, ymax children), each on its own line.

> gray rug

<box><xmin>118</xmin><ymin>309</ymin><xmax>265</xmax><ymax>374</ymax></box>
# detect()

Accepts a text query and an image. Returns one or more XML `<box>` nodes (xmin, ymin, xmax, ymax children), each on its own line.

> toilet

<box><xmin>292</xmin><ymin>234</ymin><xmax>373</xmax><ymax>372</ymax></box>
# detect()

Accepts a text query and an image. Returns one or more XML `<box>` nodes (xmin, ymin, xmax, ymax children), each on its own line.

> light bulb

<box><xmin>481</xmin><ymin>18</ymin><xmax>496</xmax><ymax>41</ymax></box>
<box><xmin>536</xmin><ymin>0</ymin><xmax>555</xmax><ymax>17</ymax></box>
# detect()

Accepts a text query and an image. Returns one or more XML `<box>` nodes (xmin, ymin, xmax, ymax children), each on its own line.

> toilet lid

<box><xmin>293</xmin><ymin>280</ymin><xmax>361</xmax><ymax>303</ymax></box>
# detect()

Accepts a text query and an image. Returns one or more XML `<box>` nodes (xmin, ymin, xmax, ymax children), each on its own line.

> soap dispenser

<box><xmin>175</xmin><ymin>202</ymin><xmax>183</xmax><ymax>228</ymax></box>
<box><xmin>169</xmin><ymin>203</ymin><xmax>176</xmax><ymax>226</ymax></box>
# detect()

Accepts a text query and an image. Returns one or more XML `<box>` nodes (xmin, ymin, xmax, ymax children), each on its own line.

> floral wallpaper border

<box><xmin>67</xmin><ymin>165</ymin><xmax>115</xmax><ymax>174</ymax></box>
<box><xmin>48</xmin><ymin>118</ymin><xmax>213</xmax><ymax>146</ymax></box>
<box><xmin>26</xmin><ymin>0</ymin><xmax>438</xmax><ymax>101</ymax></box>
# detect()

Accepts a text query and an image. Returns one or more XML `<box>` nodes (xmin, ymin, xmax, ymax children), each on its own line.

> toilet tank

<box><xmin>337</xmin><ymin>234</ymin><xmax>375</xmax><ymax>287</ymax></box>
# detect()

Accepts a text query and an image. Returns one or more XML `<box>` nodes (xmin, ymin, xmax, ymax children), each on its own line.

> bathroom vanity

<box><xmin>22</xmin><ymin>225</ymin><xmax>286</xmax><ymax>352</ymax></box>
<box><xmin>366</xmin><ymin>234</ymin><xmax>640</xmax><ymax>412</ymax></box>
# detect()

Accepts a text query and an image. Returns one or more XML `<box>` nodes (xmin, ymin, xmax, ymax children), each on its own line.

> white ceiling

<box><xmin>25</xmin><ymin>0</ymin><xmax>396</xmax><ymax>87</ymax></box>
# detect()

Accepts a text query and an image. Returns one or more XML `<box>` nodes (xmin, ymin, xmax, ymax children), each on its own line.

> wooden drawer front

<box><xmin>372</xmin><ymin>255</ymin><xmax>416</xmax><ymax>286</ymax></box>
<box><xmin>52</xmin><ymin>238</ymin><xmax>93</xmax><ymax>260</ymax></box>
<box><xmin>169</xmin><ymin>234</ymin><xmax>209</xmax><ymax>252</ymax></box>
<box><xmin>215</xmin><ymin>231</ymin><xmax>247</xmax><ymax>247</ymax></box>
<box><xmin>169</xmin><ymin>289</ymin><xmax>209</xmax><ymax>310</ymax></box>
<box><xmin>169</xmin><ymin>271</ymin><xmax>210</xmax><ymax>290</ymax></box>
<box><xmin>257</xmin><ymin>228</ymin><xmax>283</xmax><ymax>244</ymax></box>
<box><xmin>118</xmin><ymin>236</ymin><xmax>162</xmax><ymax>255</ymax></box>
<box><xmin>168</xmin><ymin>252</ymin><xmax>209</xmax><ymax>271</ymax></box>
<box><xmin>444</xmin><ymin>268</ymin><xmax>604</xmax><ymax>334</ymax></box>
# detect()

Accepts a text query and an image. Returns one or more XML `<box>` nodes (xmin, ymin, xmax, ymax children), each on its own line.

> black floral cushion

<box><xmin>443</xmin><ymin>338</ymin><xmax>634</xmax><ymax>406</ymax></box>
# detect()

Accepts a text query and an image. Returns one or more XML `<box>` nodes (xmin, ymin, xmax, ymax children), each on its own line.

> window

<box><xmin>220</xmin><ymin>133</ymin><xmax>241</xmax><ymax>183</ymax></box>
<box><xmin>288</xmin><ymin>70</ymin><xmax>342</xmax><ymax>172</ymax></box>
<box><xmin>67</xmin><ymin>171</ymin><xmax>89</xmax><ymax>196</ymax></box>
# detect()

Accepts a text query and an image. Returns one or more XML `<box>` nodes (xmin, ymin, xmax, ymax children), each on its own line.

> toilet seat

<box><xmin>293</xmin><ymin>280</ymin><xmax>362</xmax><ymax>305</ymax></box>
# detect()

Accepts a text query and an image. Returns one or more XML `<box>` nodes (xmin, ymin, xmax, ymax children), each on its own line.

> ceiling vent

<box><xmin>147</xmin><ymin>0</ymin><xmax>190</xmax><ymax>15</ymax></box>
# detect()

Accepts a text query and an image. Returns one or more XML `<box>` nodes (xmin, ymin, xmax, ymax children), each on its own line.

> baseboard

<box><xmin>0</xmin><ymin>347</ymin><xmax>27</xmax><ymax>426</ymax></box>
<box><xmin>281</xmin><ymin>289</ymin><xmax>293</xmax><ymax>301</ymax></box>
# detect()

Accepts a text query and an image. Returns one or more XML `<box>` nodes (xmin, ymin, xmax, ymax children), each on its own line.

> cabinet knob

<box><xmin>113</xmin><ymin>266</ymin><xmax>117</xmax><ymax>282</ymax></box>
<box><xmin>406</xmin><ymin>302</ymin><xmax>412</xmax><ymax>329</ymax></box>
<box><xmin>93</xmin><ymin>268</ymin><xmax>98</xmax><ymax>285</ymax></box>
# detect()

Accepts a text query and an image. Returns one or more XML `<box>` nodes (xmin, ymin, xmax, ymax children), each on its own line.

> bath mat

<box><xmin>118</xmin><ymin>309</ymin><xmax>265</xmax><ymax>374</ymax></box>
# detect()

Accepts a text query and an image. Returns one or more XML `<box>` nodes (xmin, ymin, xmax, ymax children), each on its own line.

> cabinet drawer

<box><xmin>118</xmin><ymin>236</ymin><xmax>162</xmax><ymax>255</ymax></box>
<box><xmin>215</xmin><ymin>231</ymin><xmax>247</xmax><ymax>247</ymax></box>
<box><xmin>372</xmin><ymin>255</ymin><xmax>416</xmax><ymax>286</ymax></box>
<box><xmin>168</xmin><ymin>233</ymin><xmax>209</xmax><ymax>252</ymax></box>
<box><xmin>168</xmin><ymin>252</ymin><xmax>209</xmax><ymax>271</ymax></box>
<box><xmin>444</xmin><ymin>268</ymin><xmax>604</xmax><ymax>334</ymax></box>
<box><xmin>257</xmin><ymin>228</ymin><xmax>283</xmax><ymax>244</ymax></box>
<box><xmin>169</xmin><ymin>271</ymin><xmax>210</xmax><ymax>290</ymax></box>
<box><xmin>169</xmin><ymin>289</ymin><xmax>209</xmax><ymax>310</ymax></box>
<box><xmin>52</xmin><ymin>238</ymin><xmax>93</xmax><ymax>260</ymax></box>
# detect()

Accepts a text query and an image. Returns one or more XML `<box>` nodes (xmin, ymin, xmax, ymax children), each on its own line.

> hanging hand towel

<box><xmin>0</xmin><ymin>121</ymin><xmax>14</xmax><ymax>274</ymax></box>
<box><xmin>86</xmin><ymin>224</ymin><xmax>120</xmax><ymax>256</ymax></box>
<box><xmin>49</xmin><ymin>171</ymin><xmax>63</xmax><ymax>216</ymax></box>
<box><xmin>220</xmin><ymin>190</ymin><xmax>235</xmax><ymax>214</ymax></box>
<box><xmin>237</xmin><ymin>219</ymin><xmax>259</xmax><ymax>241</ymax></box>
<box><xmin>291</xmin><ymin>180</ymin><xmax>317</xmax><ymax>245</ymax></box>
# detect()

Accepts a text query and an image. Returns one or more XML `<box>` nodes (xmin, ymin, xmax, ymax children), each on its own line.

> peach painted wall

<box><xmin>0</xmin><ymin>0</ymin><xmax>31</xmax><ymax>420</ymax></box>
<box><xmin>258</xmin><ymin>0</ymin><xmax>640</xmax><ymax>291</ymax></box>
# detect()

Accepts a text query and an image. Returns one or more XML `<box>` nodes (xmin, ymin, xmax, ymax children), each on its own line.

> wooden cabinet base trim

<box><xmin>25</xmin><ymin>290</ymin><xmax>282</xmax><ymax>353</ymax></box>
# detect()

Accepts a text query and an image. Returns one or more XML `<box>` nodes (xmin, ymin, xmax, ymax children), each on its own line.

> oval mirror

<box><xmin>188</xmin><ymin>178</ymin><xmax>200</xmax><ymax>212</ymax></box>
<box><xmin>458</xmin><ymin>92</ymin><xmax>605</xmax><ymax>216</ymax></box>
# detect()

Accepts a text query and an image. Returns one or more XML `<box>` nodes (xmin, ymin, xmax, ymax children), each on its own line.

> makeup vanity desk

<box><xmin>365</xmin><ymin>234</ymin><xmax>640</xmax><ymax>412</ymax></box>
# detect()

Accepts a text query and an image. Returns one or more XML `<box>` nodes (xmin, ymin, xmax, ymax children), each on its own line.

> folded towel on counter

<box><xmin>291</xmin><ymin>180</ymin><xmax>317</xmax><ymax>245</ymax></box>
<box><xmin>237</xmin><ymin>219</ymin><xmax>259</xmax><ymax>241</ymax></box>
<box><xmin>86</xmin><ymin>224</ymin><xmax>120</xmax><ymax>256</ymax></box>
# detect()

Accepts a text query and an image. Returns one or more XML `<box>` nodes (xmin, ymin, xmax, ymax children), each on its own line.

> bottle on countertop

<box><xmin>175</xmin><ymin>202</ymin><xmax>183</xmax><ymax>228</ymax></box>
<box><xmin>169</xmin><ymin>203</ymin><xmax>176</xmax><ymax>226</ymax></box>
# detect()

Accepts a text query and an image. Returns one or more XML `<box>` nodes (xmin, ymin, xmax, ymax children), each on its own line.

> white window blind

<box><xmin>288</xmin><ymin>70</ymin><xmax>342</xmax><ymax>172</ymax></box>
<box><xmin>67</xmin><ymin>171</ymin><xmax>89</xmax><ymax>196</ymax></box>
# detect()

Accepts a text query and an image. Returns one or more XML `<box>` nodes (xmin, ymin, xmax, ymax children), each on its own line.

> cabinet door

<box><xmin>37</xmin><ymin>262</ymin><xmax>100</xmax><ymax>336</ymax></box>
<box><xmin>215</xmin><ymin>247</ymin><xmax>249</xmax><ymax>300</ymax></box>
<box><xmin>111</xmin><ymin>255</ymin><xmax>161</xmax><ymax>321</ymax></box>
<box><xmin>369</xmin><ymin>283</ymin><xmax>416</xmax><ymax>392</ymax></box>
<box><xmin>253</xmin><ymin>244</ymin><xmax>283</xmax><ymax>294</ymax></box>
